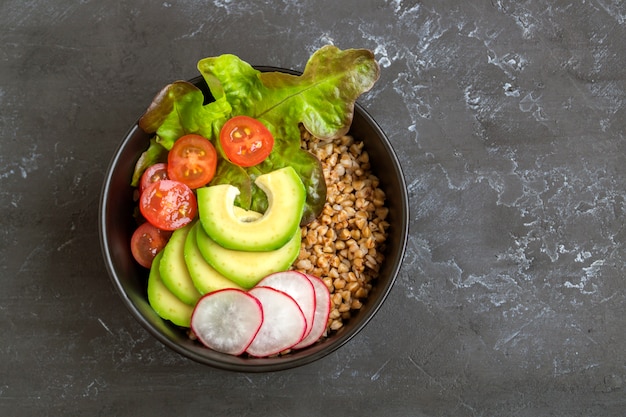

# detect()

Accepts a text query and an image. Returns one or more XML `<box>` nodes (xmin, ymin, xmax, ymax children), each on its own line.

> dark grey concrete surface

<box><xmin>2</xmin><ymin>0</ymin><xmax>626</xmax><ymax>415</ymax></box>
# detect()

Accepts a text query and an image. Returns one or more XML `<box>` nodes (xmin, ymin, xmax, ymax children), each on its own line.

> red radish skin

<box><xmin>256</xmin><ymin>271</ymin><xmax>316</xmax><ymax>338</ymax></box>
<box><xmin>246</xmin><ymin>286</ymin><xmax>307</xmax><ymax>357</ymax></box>
<box><xmin>292</xmin><ymin>274</ymin><xmax>332</xmax><ymax>350</ymax></box>
<box><xmin>191</xmin><ymin>289</ymin><xmax>263</xmax><ymax>356</ymax></box>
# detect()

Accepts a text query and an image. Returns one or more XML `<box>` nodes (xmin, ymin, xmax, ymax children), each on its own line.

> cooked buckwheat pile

<box><xmin>295</xmin><ymin>128</ymin><xmax>389</xmax><ymax>335</ymax></box>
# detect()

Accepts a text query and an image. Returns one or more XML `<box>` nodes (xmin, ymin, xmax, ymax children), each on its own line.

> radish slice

<box><xmin>246</xmin><ymin>286</ymin><xmax>307</xmax><ymax>357</ymax></box>
<box><xmin>191</xmin><ymin>288</ymin><xmax>263</xmax><ymax>356</ymax></box>
<box><xmin>257</xmin><ymin>271</ymin><xmax>316</xmax><ymax>338</ymax></box>
<box><xmin>292</xmin><ymin>273</ymin><xmax>332</xmax><ymax>349</ymax></box>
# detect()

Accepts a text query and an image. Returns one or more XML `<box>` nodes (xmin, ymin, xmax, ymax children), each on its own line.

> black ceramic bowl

<box><xmin>99</xmin><ymin>68</ymin><xmax>409</xmax><ymax>372</ymax></box>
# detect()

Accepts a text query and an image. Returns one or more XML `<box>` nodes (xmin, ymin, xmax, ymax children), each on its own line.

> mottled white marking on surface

<box><xmin>98</xmin><ymin>318</ymin><xmax>114</xmax><ymax>336</ymax></box>
<box><xmin>370</xmin><ymin>358</ymin><xmax>390</xmax><ymax>381</ymax></box>
<box><xmin>594</xmin><ymin>0</ymin><xmax>626</xmax><ymax>24</ymax></box>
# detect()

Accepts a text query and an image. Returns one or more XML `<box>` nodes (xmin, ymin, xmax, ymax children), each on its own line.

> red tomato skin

<box><xmin>167</xmin><ymin>134</ymin><xmax>217</xmax><ymax>189</ymax></box>
<box><xmin>139</xmin><ymin>180</ymin><xmax>197</xmax><ymax>231</ymax></box>
<box><xmin>139</xmin><ymin>163</ymin><xmax>169</xmax><ymax>193</ymax></box>
<box><xmin>219</xmin><ymin>116</ymin><xmax>274</xmax><ymax>167</ymax></box>
<box><xmin>130</xmin><ymin>222</ymin><xmax>171</xmax><ymax>268</ymax></box>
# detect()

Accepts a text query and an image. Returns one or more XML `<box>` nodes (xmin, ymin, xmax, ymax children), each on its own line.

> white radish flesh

<box><xmin>257</xmin><ymin>271</ymin><xmax>316</xmax><ymax>338</ymax></box>
<box><xmin>292</xmin><ymin>273</ymin><xmax>332</xmax><ymax>349</ymax></box>
<box><xmin>191</xmin><ymin>288</ymin><xmax>263</xmax><ymax>356</ymax></box>
<box><xmin>246</xmin><ymin>286</ymin><xmax>307</xmax><ymax>357</ymax></box>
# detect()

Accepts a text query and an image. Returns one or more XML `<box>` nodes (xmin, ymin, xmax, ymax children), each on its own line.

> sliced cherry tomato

<box><xmin>167</xmin><ymin>134</ymin><xmax>217</xmax><ymax>189</ymax></box>
<box><xmin>139</xmin><ymin>179</ymin><xmax>197</xmax><ymax>231</ymax></box>
<box><xmin>219</xmin><ymin>115</ymin><xmax>274</xmax><ymax>167</ymax></box>
<box><xmin>130</xmin><ymin>222</ymin><xmax>172</xmax><ymax>268</ymax></box>
<box><xmin>139</xmin><ymin>162</ymin><xmax>169</xmax><ymax>193</ymax></box>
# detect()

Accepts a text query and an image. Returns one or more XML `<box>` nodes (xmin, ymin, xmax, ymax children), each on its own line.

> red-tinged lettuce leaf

<box><xmin>138</xmin><ymin>80</ymin><xmax>231</xmax><ymax>150</ymax></box>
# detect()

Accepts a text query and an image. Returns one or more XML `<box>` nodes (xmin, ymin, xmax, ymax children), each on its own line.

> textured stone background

<box><xmin>1</xmin><ymin>0</ymin><xmax>625</xmax><ymax>415</ymax></box>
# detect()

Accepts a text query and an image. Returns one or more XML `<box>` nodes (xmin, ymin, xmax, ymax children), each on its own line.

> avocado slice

<box><xmin>147</xmin><ymin>251</ymin><xmax>194</xmax><ymax>328</ymax></box>
<box><xmin>197</xmin><ymin>166</ymin><xmax>306</xmax><ymax>252</ymax></box>
<box><xmin>195</xmin><ymin>221</ymin><xmax>301</xmax><ymax>289</ymax></box>
<box><xmin>184</xmin><ymin>222</ymin><xmax>244</xmax><ymax>294</ymax></box>
<box><xmin>159</xmin><ymin>223</ymin><xmax>202</xmax><ymax>306</ymax></box>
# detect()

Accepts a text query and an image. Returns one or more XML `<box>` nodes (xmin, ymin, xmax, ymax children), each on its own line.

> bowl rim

<box><xmin>99</xmin><ymin>67</ymin><xmax>410</xmax><ymax>372</ymax></box>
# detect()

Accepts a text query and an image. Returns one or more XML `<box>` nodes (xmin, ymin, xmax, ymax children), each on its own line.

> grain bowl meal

<box><xmin>100</xmin><ymin>45</ymin><xmax>408</xmax><ymax>371</ymax></box>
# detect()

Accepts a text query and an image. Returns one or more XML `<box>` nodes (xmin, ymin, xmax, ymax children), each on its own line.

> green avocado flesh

<box><xmin>197</xmin><ymin>166</ymin><xmax>306</xmax><ymax>252</ymax></box>
<box><xmin>159</xmin><ymin>223</ymin><xmax>202</xmax><ymax>306</ymax></box>
<box><xmin>195</xmin><ymin>220</ymin><xmax>301</xmax><ymax>289</ymax></box>
<box><xmin>184</xmin><ymin>222</ymin><xmax>244</xmax><ymax>294</ymax></box>
<box><xmin>147</xmin><ymin>251</ymin><xmax>194</xmax><ymax>327</ymax></box>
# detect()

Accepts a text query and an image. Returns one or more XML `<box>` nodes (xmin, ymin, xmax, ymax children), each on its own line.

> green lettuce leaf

<box><xmin>197</xmin><ymin>45</ymin><xmax>380</xmax><ymax>140</ymax></box>
<box><xmin>138</xmin><ymin>81</ymin><xmax>231</xmax><ymax>150</ymax></box>
<box><xmin>130</xmin><ymin>137</ymin><xmax>168</xmax><ymax>187</ymax></box>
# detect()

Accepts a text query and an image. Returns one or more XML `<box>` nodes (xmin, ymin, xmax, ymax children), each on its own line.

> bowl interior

<box><xmin>99</xmin><ymin>70</ymin><xmax>409</xmax><ymax>372</ymax></box>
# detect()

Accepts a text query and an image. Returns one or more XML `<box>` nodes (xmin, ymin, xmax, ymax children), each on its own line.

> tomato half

<box><xmin>130</xmin><ymin>222</ymin><xmax>172</xmax><ymax>268</ymax></box>
<box><xmin>219</xmin><ymin>115</ymin><xmax>274</xmax><ymax>167</ymax></box>
<box><xmin>167</xmin><ymin>134</ymin><xmax>217</xmax><ymax>189</ymax></box>
<box><xmin>139</xmin><ymin>162</ymin><xmax>169</xmax><ymax>193</ymax></box>
<box><xmin>139</xmin><ymin>179</ymin><xmax>197</xmax><ymax>231</ymax></box>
